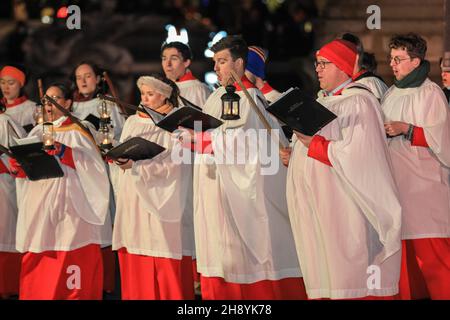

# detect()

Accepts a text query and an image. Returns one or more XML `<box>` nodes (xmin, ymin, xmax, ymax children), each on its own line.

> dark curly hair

<box><xmin>389</xmin><ymin>33</ymin><xmax>427</xmax><ymax>61</ymax></box>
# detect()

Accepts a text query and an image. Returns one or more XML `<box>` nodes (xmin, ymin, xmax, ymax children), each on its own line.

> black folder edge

<box><xmin>9</xmin><ymin>142</ymin><xmax>64</xmax><ymax>181</ymax></box>
<box><xmin>156</xmin><ymin>107</ymin><xmax>223</xmax><ymax>133</ymax></box>
<box><xmin>84</xmin><ymin>114</ymin><xmax>101</xmax><ymax>131</ymax></box>
<box><xmin>266</xmin><ymin>88</ymin><xmax>337</xmax><ymax>136</ymax></box>
<box><xmin>105</xmin><ymin>136</ymin><xmax>166</xmax><ymax>162</ymax></box>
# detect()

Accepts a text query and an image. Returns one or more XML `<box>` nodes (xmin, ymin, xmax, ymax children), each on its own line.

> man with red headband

<box><xmin>284</xmin><ymin>39</ymin><xmax>402</xmax><ymax>299</ymax></box>
<box><xmin>0</xmin><ymin>65</ymin><xmax>36</xmax><ymax>132</ymax></box>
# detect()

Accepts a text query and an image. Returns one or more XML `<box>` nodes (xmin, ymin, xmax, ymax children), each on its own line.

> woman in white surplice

<box><xmin>112</xmin><ymin>74</ymin><xmax>195</xmax><ymax>300</ymax></box>
<box><xmin>11</xmin><ymin>83</ymin><xmax>111</xmax><ymax>300</ymax></box>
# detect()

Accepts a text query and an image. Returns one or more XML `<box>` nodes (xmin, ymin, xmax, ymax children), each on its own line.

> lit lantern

<box><xmin>97</xmin><ymin>99</ymin><xmax>112</xmax><ymax>122</ymax></box>
<box><xmin>34</xmin><ymin>102</ymin><xmax>44</xmax><ymax>124</ymax></box>
<box><xmin>97</xmin><ymin>122</ymin><xmax>114</xmax><ymax>150</ymax></box>
<box><xmin>220</xmin><ymin>85</ymin><xmax>240</xmax><ymax>120</ymax></box>
<box><xmin>42</xmin><ymin>122</ymin><xmax>55</xmax><ymax>150</ymax></box>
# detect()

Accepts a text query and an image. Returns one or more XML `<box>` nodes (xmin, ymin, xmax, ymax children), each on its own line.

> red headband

<box><xmin>316</xmin><ymin>40</ymin><xmax>357</xmax><ymax>77</ymax></box>
<box><xmin>0</xmin><ymin>66</ymin><xmax>26</xmax><ymax>86</ymax></box>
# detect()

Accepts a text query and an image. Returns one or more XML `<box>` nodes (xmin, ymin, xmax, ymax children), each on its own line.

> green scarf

<box><xmin>394</xmin><ymin>60</ymin><xmax>430</xmax><ymax>88</ymax></box>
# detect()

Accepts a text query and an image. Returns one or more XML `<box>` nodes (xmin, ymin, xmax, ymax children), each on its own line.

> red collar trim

<box><xmin>233</xmin><ymin>75</ymin><xmax>257</xmax><ymax>91</ymax></box>
<box><xmin>138</xmin><ymin>111</ymin><xmax>151</xmax><ymax>118</ymax></box>
<box><xmin>2</xmin><ymin>96</ymin><xmax>28</xmax><ymax>108</ymax></box>
<box><xmin>73</xmin><ymin>90</ymin><xmax>96</xmax><ymax>102</ymax></box>
<box><xmin>60</xmin><ymin>117</ymin><xmax>74</xmax><ymax>126</ymax></box>
<box><xmin>260</xmin><ymin>82</ymin><xmax>274</xmax><ymax>94</ymax></box>
<box><xmin>177</xmin><ymin>71</ymin><xmax>196</xmax><ymax>82</ymax></box>
<box><xmin>352</xmin><ymin>69</ymin><xmax>367</xmax><ymax>81</ymax></box>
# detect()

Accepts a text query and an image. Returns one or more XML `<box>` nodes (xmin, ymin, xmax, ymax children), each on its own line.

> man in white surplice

<box><xmin>382</xmin><ymin>33</ymin><xmax>450</xmax><ymax>300</ymax></box>
<box><xmin>181</xmin><ymin>35</ymin><xmax>307</xmax><ymax>300</ymax></box>
<box><xmin>284</xmin><ymin>39</ymin><xmax>402</xmax><ymax>300</ymax></box>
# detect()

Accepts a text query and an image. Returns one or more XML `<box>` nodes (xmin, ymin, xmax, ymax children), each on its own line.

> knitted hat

<box><xmin>246</xmin><ymin>46</ymin><xmax>267</xmax><ymax>79</ymax></box>
<box><xmin>316</xmin><ymin>40</ymin><xmax>357</xmax><ymax>77</ymax></box>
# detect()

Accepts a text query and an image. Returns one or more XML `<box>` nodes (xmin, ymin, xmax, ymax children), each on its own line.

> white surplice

<box><xmin>0</xmin><ymin>113</ymin><xmax>25</xmax><ymax>252</ymax></box>
<box><xmin>193</xmin><ymin>84</ymin><xmax>302</xmax><ymax>283</ymax></box>
<box><xmin>15</xmin><ymin>116</ymin><xmax>111</xmax><ymax>253</ymax></box>
<box><xmin>287</xmin><ymin>83</ymin><xmax>402</xmax><ymax>299</ymax></box>
<box><xmin>112</xmin><ymin>114</ymin><xmax>195</xmax><ymax>259</ymax></box>
<box><xmin>382</xmin><ymin>78</ymin><xmax>450</xmax><ymax>239</ymax></box>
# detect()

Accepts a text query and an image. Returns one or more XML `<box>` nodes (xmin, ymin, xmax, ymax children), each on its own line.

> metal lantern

<box><xmin>97</xmin><ymin>121</ymin><xmax>114</xmax><ymax>150</ymax></box>
<box><xmin>42</xmin><ymin>121</ymin><xmax>55</xmax><ymax>150</ymax></box>
<box><xmin>220</xmin><ymin>85</ymin><xmax>240</xmax><ymax>120</ymax></box>
<box><xmin>97</xmin><ymin>99</ymin><xmax>112</xmax><ymax>122</ymax></box>
<box><xmin>34</xmin><ymin>102</ymin><xmax>44</xmax><ymax>124</ymax></box>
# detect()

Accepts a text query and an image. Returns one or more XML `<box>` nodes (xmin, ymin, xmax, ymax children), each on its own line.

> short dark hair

<box><xmin>46</xmin><ymin>82</ymin><xmax>72</xmax><ymax>100</ymax></box>
<box><xmin>341</xmin><ymin>33</ymin><xmax>364</xmax><ymax>68</ymax></box>
<box><xmin>389</xmin><ymin>33</ymin><xmax>427</xmax><ymax>61</ymax></box>
<box><xmin>361</xmin><ymin>52</ymin><xmax>377</xmax><ymax>73</ymax></box>
<box><xmin>161</xmin><ymin>41</ymin><xmax>193</xmax><ymax>61</ymax></box>
<box><xmin>211</xmin><ymin>35</ymin><xmax>248</xmax><ymax>65</ymax></box>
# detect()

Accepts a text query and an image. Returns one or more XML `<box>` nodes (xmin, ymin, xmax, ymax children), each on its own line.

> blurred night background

<box><xmin>0</xmin><ymin>0</ymin><xmax>446</xmax><ymax>104</ymax></box>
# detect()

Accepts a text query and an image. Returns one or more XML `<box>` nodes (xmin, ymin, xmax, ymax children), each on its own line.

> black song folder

<box><xmin>84</xmin><ymin>114</ymin><xmax>101</xmax><ymax>130</ymax></box>
<box><xmin>9</xmin><ymin>137</ymin><xmax>64</xmax><ymax>181</ymax></box>
<box><xmin>105</xmin><ymin>137</ymin><xmax>166</xmax><ymax>161</ymax></box>
<box><xmin>266</xmin><ymin>87</ymin><xmax>337</xmax><ymax>136</ymax></box>
<box><xmin>22</xmin><ymin>123</ymin><xmax>34</xmax><ymax>133</ymax></box>
<box><xmin>143</xmin><ymin>103</ymin><xmax>223</xmax><ymax>133</ymax></box>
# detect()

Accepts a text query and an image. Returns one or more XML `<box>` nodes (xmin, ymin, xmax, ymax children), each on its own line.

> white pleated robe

<box><xmin>177</xmin><ymin>78</ymin><xmax>211</xmax><ymax>109</ymax></box>
<box><xmin>193</xmin><ymin>85</ymin><xmax>302</xmax><ymax>283</ymax></box>
<box><xmin>0</xmin><ymin>114</ymin><xmax>25</xmax><ymax>252</ymax></box>
<box><xmin>72</xmin><ymin>98</ymin><xmax>125</xmax><ymax>141</ymax></box>
<box><xmin>355</xmin><ymin>76</ymin><xmax>388</xmax><ymax>100</ymax></box>
<box><xmin>112</xmin><ymin>114</ymin><xmax>195</xmax><ymax>259</ymax></box>
<box><xmin>5</xmin><ymin>99</ymin><xmax>36</xmax><ymax>128</ymax></box>
<box><xmin>286</xmin><ymin>84</ymin><xmax>402</xmax><ymax>299</ymax></box>
<box><xmin>381</xmin><ymin>78</ymin><xmax>450</xmax><ymax>239</ymax></box>
<box><xmin>15</xmin><ymin>116</ymin><xmax>111</xmax><ymax>253</ymax></box>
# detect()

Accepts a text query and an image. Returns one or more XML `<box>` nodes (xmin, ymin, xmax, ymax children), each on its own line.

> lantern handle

<box><xmin>229</xmin><ymin>70</ymin><xmax>287</xmax><ymax>149</ymax></box>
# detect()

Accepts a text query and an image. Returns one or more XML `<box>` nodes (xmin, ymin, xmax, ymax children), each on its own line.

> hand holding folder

<box><xmin>8</xmin><ymin>136</ymin><xmax>64</xmax><ymax>181</ymax></box>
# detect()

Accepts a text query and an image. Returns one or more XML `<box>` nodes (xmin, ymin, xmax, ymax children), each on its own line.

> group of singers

<box><xmin>0</xmin><ymin>32</ymin><xmax>449</xmax><ymax>300</ymax></box>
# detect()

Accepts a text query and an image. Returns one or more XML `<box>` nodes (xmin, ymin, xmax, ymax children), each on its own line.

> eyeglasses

<box><xmin>42</xmin><ymin>96</ymin><xmax>63</xmax><ymax>105</ymax></box>
<box><xmin>314</xmin><ymin>61</ymin><xmax>333</xmax><ymax>69</ymax></box>
<box><xmin>388</xmin><ymin>56</ymin><xmax>412</xmax><ymax>66</ymax></box>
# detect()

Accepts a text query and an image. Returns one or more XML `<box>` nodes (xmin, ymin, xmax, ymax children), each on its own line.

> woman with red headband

<box><xmin>0</xmin><ymin>65</ymin><xmax>36</xmax><ymax>132</ymax></box>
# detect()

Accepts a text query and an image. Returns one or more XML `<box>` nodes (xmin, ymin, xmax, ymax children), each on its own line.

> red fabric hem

<box><xmin>200</xmin><ymin>276</ymin><xmax>308</xmax><ymax>300</ymax></box>
<box><xmin>118</xmin><ymin>248</ymin><xmax>195</xmax><ymax>300</ymax></box>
